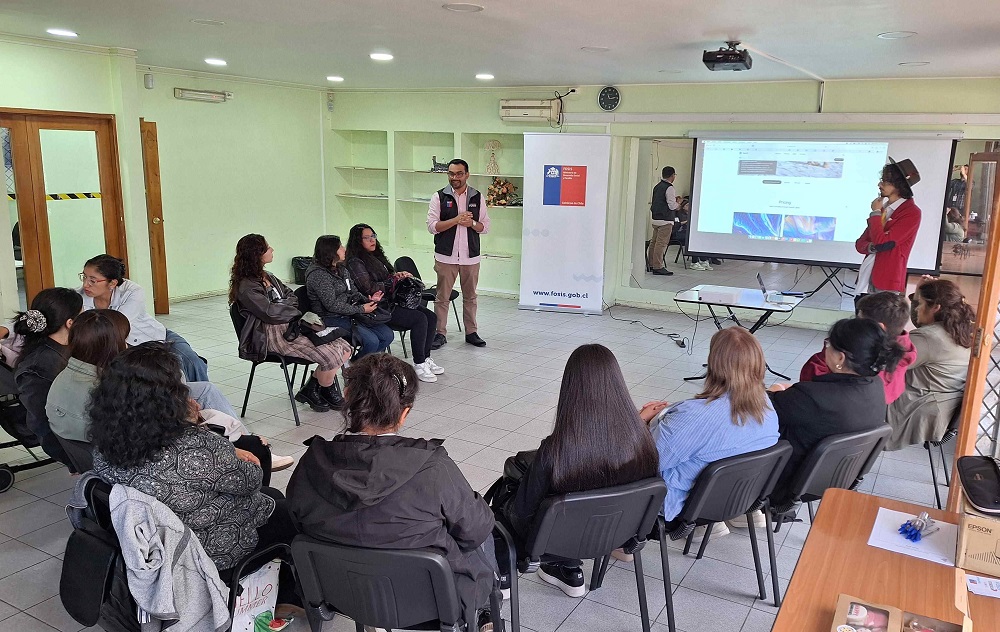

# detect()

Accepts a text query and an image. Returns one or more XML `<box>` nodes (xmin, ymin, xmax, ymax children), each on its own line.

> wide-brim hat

<box><xmin>887</xmin><ymin>157</ymin><xmax>920</xmax><ymax>197</ymax></box>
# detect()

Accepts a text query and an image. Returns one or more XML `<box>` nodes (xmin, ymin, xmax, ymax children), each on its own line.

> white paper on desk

<box><xmin>967</xmin><ymin>574</ymin><xmax>1000</xmax><ymax>599</ymax></box>
<box><xmin>867</xmin><ymin>507</ymin><xmax>958</xmax><ymax>566</ymax></box>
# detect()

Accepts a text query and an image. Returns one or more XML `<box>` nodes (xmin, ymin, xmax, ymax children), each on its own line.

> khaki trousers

<box><xmin>647</xmin><ymin>223</ymin><xmax>674</xmax><ymax>270</ymax></box>
<box><xmin>433</xmin><ymin>261</ymin><xmax>479</xmax><ymax>335</ymax></box>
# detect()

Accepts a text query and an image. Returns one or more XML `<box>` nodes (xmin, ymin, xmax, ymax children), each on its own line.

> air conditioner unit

<box><xmin>499</xmin><ymin>99</ymin><xmax>561</xmax><ymax>123</ymax></box>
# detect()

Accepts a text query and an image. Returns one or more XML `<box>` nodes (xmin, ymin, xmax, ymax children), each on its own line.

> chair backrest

<box><xmin>291</xmin><ymin>534</ymin><xmax>463</xmax><ymax>630</ymax></box>
<box><xmin>678</xmin><ymin>441</ymin><xmax>793</xmax><ymax>524</ymax></box>
<box><xmin>57</xmin><ymin>436</ymin><xmax>95</xmax><ymax>473</ymax></box>
<box><xmin>789</xmin><ymin>425</ymin><xmax>892</xmax><ymax>501</ymax></box>
<box><xmin>0</xmin><ymin>360</ymin><xmax>18</xmax><ymax>397</ymax></box>
<box><xmin>294</xmin><ymin>285</ymin><xmax>312</xmax><ymax>314</ymax></box>
<box><xmin>229</xmin><ymin>302</ymin><xmax>247</xmax><ymax>337</ymax></box>
<box><xmin>394</xmin><ymin>256</ymin><xmax>422</xmax><ymax>280</ymax></box>
<box><xmin>527</xmin><ymin>477</ymin><xmax>666</xmax><ymax>561</ymax></box>
<box><xmin>85</xmin><ymin>477</ymin><xmax>115</xmax><ymax>532</ymax></box>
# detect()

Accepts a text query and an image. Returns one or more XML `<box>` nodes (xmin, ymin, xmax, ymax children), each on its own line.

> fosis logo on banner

<box><xmin>543</xmin><ymin>165</ymin><xmax>587</xmax><ymax>206</ymax></box>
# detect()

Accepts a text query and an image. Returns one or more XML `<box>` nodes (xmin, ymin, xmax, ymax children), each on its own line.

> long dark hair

<box><xmin>229</xmin><ymin>233</ymin><xmax>268</xmax><ymax>303</ymax></box>
<box><xmin>69</xmin><ymin>309</ymin><xmax>130</xmax><ymax>371</ymax></box>
<box><xmin>342</xmin><ymin>353</ymin><xmax>418</xmax><ymax>433</ymax></box>
<box><xmin>827</xmin><ymin>318</ymin><xmax>905</xmax><ymax>376</ymax></box>
<box><xmin>87</xmin><ymin>342</ymin><xmax>193</xmax><ymax>468</ymax></box>
<box><xmin>549</xmin><ymin>344</ymin><xmax>658</xmax><ymax>495</ymax></box>
<box><xmin>13</xmin><ymin>287</ymin><xmax>83</xmax><ymax>363</ymax></box>
<box><xmin>312</xmin><ymin>235</ymin><xmax>344</xmax><ymax>274</ymax></box>
<box><xmin>917</xmin><ymin>279</ymin><xmax>976</xmax><ymax>348</ymax></box>
<box><xmin>346</xmin><ymin>224</ymin><xmax>394</xmax><ymax>276</ymax></box>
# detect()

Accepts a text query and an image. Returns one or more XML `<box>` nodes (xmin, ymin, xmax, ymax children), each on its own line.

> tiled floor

<box><xmin>0</xmin><ymin>294</ymin><xmax>949</xmax><ymax>632</ymax></box>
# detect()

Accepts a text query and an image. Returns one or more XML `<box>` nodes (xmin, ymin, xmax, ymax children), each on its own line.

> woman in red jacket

<box><xmin>855</xmin><ymin>159</ymin><xmax>921</xmax><ymax>294</ymax></box>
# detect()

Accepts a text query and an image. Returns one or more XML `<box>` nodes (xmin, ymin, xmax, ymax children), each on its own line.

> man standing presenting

<box><xmin>427</xmin><ymin>159</ymin><xmax>490</xmax><ymax>348</ymax></box>
<box><xmin>647</xmin><ymin>166</ymin><xmax>680</xmax><ymax>276</ymax></box>
<box><xmin>855</xmin><ymin>158</ymin><xmax>921</xmax><ymax>294</ymax></box>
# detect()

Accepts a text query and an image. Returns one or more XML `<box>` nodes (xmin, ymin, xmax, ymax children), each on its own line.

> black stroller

<box><xmin>0</xmin><ymin>360</ymin><xmax>56</xmax><ymax>492</ymax></box>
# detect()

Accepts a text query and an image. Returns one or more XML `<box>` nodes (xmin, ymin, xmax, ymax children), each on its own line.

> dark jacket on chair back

<box><xmin>769</xmin><ymin>373</ymin><xmax>888</xmax><ymax>501</ymax></box>
<box><xmin>286</xmin><ymin>433</ymin><xmax>496</xmax><ymax>616</ymax></box>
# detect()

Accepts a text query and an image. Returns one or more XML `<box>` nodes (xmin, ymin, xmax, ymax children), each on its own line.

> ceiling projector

<box><xmin>703</xmin><ymin>41</ymin><xmax>752</xmax><ymax>71</ymax></box>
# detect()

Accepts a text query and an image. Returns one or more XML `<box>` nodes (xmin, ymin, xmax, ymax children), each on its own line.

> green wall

<box><xmin>136</xmin><ymin>70</ymin><xmax>326</xmax><ymax>297</ymax></box>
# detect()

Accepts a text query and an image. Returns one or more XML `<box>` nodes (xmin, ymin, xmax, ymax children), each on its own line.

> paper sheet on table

<box><xmin>967</xmin><ymin>574</ymin><xmax>1000</xmax><ymax>599</ymax></box>
<box><xmin>867</xmin><ymin>507</ymin><xmax>957</xmax><ymax>566</ymax></box>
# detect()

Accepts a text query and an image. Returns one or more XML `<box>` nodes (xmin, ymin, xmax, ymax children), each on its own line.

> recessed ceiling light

<box><xmin>191</xmin><ymin>19</ymin><xmax>226</xmax><ymax>26</ymax></box>
<box><xmin>370</xmin><ymin>52</ymin><xmax>394</xmax><ymax>61</ymax></box>
<box><xmin>442</xmin><ymin>3</ymin><xmax>485</xmax><ymax>12</ymax></box>
<box><xmin>204</xmin><ymin>58</ymin><xmax>227</xmax><ymax>66</ymax></box>
<box><xmin>475</xmin><ymin>73</ymin><xmax>494</xmax><ymax>80</ymax></box>
<box><xmin>581</xmin><ymin>46</ymin><xmax>611</xmax><ymax>53</ymax></box>
<box><xmin>46</xmin><ymin>28</ymin><xmax>78</xmax><ymax>37</ymax></box>
<box><xmin>327</xmin><ymin>76</ymin><xmax>345</xmax><ymax>82</ymax></box>
<box><xmin>878</xmin><ymin>31</ymin><xmax>917</xmax><ymax>39</ymax></box>
<box><xmin>898</xmin><ymin>61</ymin><xmax>930</xmax><ymax>66</ymax></box>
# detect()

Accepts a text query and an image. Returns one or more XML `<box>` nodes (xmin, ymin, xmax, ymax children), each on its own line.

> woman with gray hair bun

<box><xmin>11</xmin><ymin>287</ymin><xmax>83</xmax><ymax>467</ymax></box>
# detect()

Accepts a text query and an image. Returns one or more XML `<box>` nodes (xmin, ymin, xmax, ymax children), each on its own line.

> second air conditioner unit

<box><xmin>499</xmin><ymin>99</ymin><xmax>561</xmax><ymax>123</ymax></box>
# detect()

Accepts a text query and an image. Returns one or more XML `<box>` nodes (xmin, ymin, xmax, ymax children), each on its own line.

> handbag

<box><xmin>958</xmin><ymin>455</ymin><xmax>1000</xmax><ymax>516</ymax></box>
<box><xmin>391</xmin><ymin>276</ymin><xmax>426</xmax><ymax>310</ymax></box>
<box><xmin>484</xmin><ymin>450</ymin><xmax>537</xmax><ymax>511</ymax></box>
<box><xmin>354</xmin><ymin>305</ymin><xmax>392</xmax><ymax>326</ymax></box>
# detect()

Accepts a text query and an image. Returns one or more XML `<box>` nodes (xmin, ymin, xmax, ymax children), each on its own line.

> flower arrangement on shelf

<box><xmin>486</xmin><ymin>177</ymin><xmax>519</xmax><ymax>207</ymax></box>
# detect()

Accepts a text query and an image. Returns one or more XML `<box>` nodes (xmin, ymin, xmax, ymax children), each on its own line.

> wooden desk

<box><xmin>773</xmin><ymin>489</ymin><xmax>999</xmax><ymax>631</ymax></box>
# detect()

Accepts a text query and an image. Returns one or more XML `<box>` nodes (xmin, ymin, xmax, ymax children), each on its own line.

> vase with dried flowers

<box><xmin>486</xmin><ymin>177</ymin><xmax>519</xmax><ymax>207</ymax></box>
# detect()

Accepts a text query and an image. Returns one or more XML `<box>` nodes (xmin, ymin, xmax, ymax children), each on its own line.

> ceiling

<box><xmin>4</xmin><ymin>0</ymin><xmax>1000</xmax><ymax>89</ymax></box>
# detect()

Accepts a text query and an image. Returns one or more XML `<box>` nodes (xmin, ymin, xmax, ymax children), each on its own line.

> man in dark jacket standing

<box><xmin>647</xmin><ymin>166</ymin><xmax>680</xmax><ymax>276</ymax></box>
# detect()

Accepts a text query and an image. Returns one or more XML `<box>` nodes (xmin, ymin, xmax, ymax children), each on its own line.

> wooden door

<box><xmin>1</xmin><ymin>109</ymin><xmax>128</xmax><ymax>304</ymax></box>
<box><xmin>140</xmin><ymin>120</ymin><xmax>169</xmax><ymax>314</ymax></box>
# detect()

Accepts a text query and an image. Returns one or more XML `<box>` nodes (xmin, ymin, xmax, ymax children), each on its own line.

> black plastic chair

<box><xmin>663</xmin><ymin>441</ymin><xmax>792</xmax><ymax>612</ymax></box>
<box><xmin>925</xmin><ymin>403</ymin><xmax>963</xmax><ymax>510</ymax></box>
<box><xmin>395</xmin><ymin>256</ymin><xmax>461</xmax><ymax>332</ymax></box>
<box><xmin>61</xmin><ymin>477</ymin><xmax>291</xmax><ymax>632</ymax></box>
<box><xmin>773</xmin><ymin>424</ymin><xmax>892</xmax><ymax>525</ymax></box>
<box><xmin>229</xmin><ymin>302</ymin><xmax>313</xmax><ymax>426</ymax></box>
<box><xmin>495</xmin><ymin>477</ymin><xmax>667</xmax><ymax>632</ymax></box>
<box><xmin>292</xmin><ymin>533</ymin><xmax>504</xmax><ymax>632</ymax></box>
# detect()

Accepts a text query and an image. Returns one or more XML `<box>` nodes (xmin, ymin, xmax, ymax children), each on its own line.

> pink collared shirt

<box><xmin>426</xmin><ymin>187</ymin><xmax>491</xmax><ymax>265</ymax></box>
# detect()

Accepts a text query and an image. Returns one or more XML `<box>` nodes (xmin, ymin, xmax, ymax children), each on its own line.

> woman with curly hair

<box><xmin>12</xmin><ymin>287</ymin><xmax>83</xmax><ymax>467</ymax></box>
<box><xmin>886</xmin><ymin>278</ymin><xmax>975</xmax><ymax>449</ymax></box>
<box><xmin>90</xmin><ymin>342</ymin><xmax>301</xmax><ymax>614</ymax></box>
<box><xmin>46</xmin><ymin>310</ymin><xmax>292</xmax><ymax>477</ymax></box>
<box><xmin>78</xmin><ymin>254</ymin><xmax>208</xmax><ymax>382</ymax></box>
<box><xmin>345</xmin><ymin>223</ymin><xmax>442</xmax><ymax>382</ymax></box>
<box><xmin>230</xmin><ymin>234</ymin><xmax>352</xmax><ymax>412</ymax></box>
<box><xmin>286</xmin><ymin>353</ymin><xmax>499</xmax><ymax>631</ymax></box>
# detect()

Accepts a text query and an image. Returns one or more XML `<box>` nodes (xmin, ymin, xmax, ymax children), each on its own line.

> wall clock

<box><xmin>598</xmin><ymin>86</ymin><xmax>621</xmax><ymax>111</ymax></box>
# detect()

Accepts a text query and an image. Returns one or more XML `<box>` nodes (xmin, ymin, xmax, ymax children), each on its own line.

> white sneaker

<box><xmin>701</xmin><ymin>262</ymin><xmax>714</xmax><ymax>270</ymax></box>
<box><xmin>271</xmin><ymin>454</ymin><xmax>294</xmax><ymax>471</ymax></box>
<box><xmin>688</xmin><ymin>522</ymin><xmax>730</xmax><ymax>544</ymax></box>
<box><xmin>414</xmin><ymin>361</ymin><xmax>437</xmax><ymax>383</ymax></box>
<box><xmin>725</xmin><ymin>510</ymin><xmax>767</xmax><ymax>530</ymax></box>
<box><xmin>689</xmin><ymin>262</ymin><xmax>706</xmax><ymax>271</ymax></box>
<box><xmin>424</xmin><ymin>358</ymin><xmax>445</xmax><ymax>375</ymax></box>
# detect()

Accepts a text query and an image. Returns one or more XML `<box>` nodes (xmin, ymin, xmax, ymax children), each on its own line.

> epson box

<box><xmin>957</xmin><ymin>493</ymin><xmax>1000</xmax><ymax>577</ymax></box>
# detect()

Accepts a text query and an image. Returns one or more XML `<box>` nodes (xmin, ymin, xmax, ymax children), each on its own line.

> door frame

<box><xmin>0</xmin><ymin>108</ymin><xmax>128</xmax><ymax>302</ymax></box>
<box><xmin>140</xmin><ymin>119</ymin><xmax>169</xmax><ymax>314</ymax></box>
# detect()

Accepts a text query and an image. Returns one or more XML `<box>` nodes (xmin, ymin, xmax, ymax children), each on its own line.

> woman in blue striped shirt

<box><xmin>652</xmin><ymin>327</ymin><xmax>780</xmax><ymax>536</ymax></box>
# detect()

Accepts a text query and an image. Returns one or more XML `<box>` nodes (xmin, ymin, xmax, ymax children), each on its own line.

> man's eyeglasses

<box><xmin>79</xmin><ymin>272</ymin><xmax>109</xmax><ymax>285</ymax></box>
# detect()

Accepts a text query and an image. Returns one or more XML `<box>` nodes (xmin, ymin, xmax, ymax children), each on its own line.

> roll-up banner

<box><xmin>518</xmin><ymin>133</ymin><xmax>611</xmax><ymax>315</ymax></box>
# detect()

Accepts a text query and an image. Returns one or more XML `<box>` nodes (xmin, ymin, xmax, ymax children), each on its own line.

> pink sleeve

<box><xmin>427</xmin><ymin>194</ymin><xmax>441</xmax><ymax>235</ymax></box>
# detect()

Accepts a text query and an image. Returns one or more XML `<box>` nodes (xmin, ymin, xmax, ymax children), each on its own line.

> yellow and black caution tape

<box><xmin>6</xmin><ymin>192</ymin><xmax>102</xmax><ymax>201</ymax></box>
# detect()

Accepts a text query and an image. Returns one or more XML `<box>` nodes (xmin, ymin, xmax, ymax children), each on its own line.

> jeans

<box><xmin>186</xmin><ymin>381</ymin><xmax>242</xmax><ymax>421</ymax></box>
<box><xmin>321</xmin><ymin>315</ymin><xmax>394</xmax><ymax>358</ymax></box>
<box><xmin>165</xmin><ymin>329</ymin><xmax>209</xmax><ymax>382</ymax></box>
